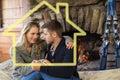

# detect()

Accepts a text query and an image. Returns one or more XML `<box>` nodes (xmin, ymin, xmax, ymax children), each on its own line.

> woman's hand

<box><xmin>66</xmin><ymin>41</ymin><xmax>74</xmax><ymax>49</ymax></box>
<box><xmin>64</xmin><ymin>36</ymin><xmax>74</xmax><ymax>49</ymax></box>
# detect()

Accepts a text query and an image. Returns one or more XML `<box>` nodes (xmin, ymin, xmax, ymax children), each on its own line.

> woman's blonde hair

<box><xmin>16</xmin><ymin>22</ymin><xmax>40</xmax><ymax>55</ymax></box>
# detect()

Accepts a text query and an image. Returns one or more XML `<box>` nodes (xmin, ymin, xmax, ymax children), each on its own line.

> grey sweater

<box><xmin>10</xmin><ymin>36</ymin><xmax>72</xmax><ymax>80</ymax></box>
<box><xmin>10</xmin><ymin>42</ymin><xmax>47</xmax><ymax>80</ymax></box>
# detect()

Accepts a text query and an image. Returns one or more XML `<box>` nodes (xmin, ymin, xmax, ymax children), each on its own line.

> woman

<box><xmin>10</xmin><ymin>21</ymin><xmax>73</xmax><ymax>80</ymax></box>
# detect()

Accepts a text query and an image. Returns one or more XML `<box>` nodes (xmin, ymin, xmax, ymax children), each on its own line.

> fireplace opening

<box><xmin>77</xmin><ymin>32</ymin><xmax>102</xmax><ymax>71</ymax></box>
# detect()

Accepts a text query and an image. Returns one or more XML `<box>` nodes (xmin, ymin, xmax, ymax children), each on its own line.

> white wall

<box><xmin>2</xmin><ymin>0</ymin><xmax>30</xmax><ymax>29</ymax></box>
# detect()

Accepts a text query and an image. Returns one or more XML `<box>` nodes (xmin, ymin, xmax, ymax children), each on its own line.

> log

<box><xmin>84</xmin><ymin>6</ymin><xmax>92</xmax><ymax>31</ymax></box>
<box><xmin>32</xmin><ymin>12</ymin><xmax>43</xmax><ymax>20</ymax></box>
<box><xmin>116</xmin><ymin>2</ymin><xmax>120</xmax><ymax>13</ymax></box>
<box><xmin>36</xmin><ymin>0</ymin><xmax>101</xmax><ymax>6</ymax></box>
<box><xmin>90</xmin><ymin>8</ymin><xmax>100</xmax><ymax>33</ymax></box>
<box><xmin>48</xmin><ymin>10</ymin><xmax>56</xmax><ymax>20</ymax></box>
<box><xmin>97</xmin><ymin>11</ymin><xmax>106</xmax><ymax>35</ymax></box>
<box><xmin>78</xmin><ymin>7</ymin><xmax>84</xmax><ymax>28</ymax></box>
<box><xmin>56</xmin><ymin>12</ymin><xmax>66</xmax><ymax>32</ymax></box>
<box><xmin>70</xmin><ymin>7</ymin><xmax>78</xmax><ymax>31</ymax></box>
<box><xmin>61</xmin><ymin>8</ymin><xmax>71</xmax><ymax>31</ymax></box>
<box><xmin>42</xmin><ymin>10</ymin><xmax>51</xmax><ymax>22</ymax></box>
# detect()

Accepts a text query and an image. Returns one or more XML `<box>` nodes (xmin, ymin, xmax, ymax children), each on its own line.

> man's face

<box><xmin>43</xmin><ymin>28</ymin><xmax>54</xmax><ymax>44</ymax></box>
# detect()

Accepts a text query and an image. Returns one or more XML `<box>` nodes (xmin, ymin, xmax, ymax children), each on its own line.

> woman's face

<box><xmin>26</xmin><ymin>26</ymin><xmax>39</xmax><ymax>45</ymax></box>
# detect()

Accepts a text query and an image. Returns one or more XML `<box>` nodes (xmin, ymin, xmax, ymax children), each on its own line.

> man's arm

<box><xmin>40</xmin><ymin>49</ymin><xmax>76</xmax><ymax>78</ymax></box>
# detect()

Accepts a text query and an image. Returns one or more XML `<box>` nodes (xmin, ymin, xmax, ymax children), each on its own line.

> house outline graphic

<box><xmin>2</xmin><ymin>1</ymin><xmax>86</xmax><ymax>66</ymax></box>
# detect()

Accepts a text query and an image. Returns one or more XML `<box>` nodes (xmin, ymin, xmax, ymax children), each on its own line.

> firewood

<box><xmin>90</xmin><ymin>8</ymin><xmax>100</xmax><ymax>33</ymax></box>
<box><xmin>84</xmin><ymin>6</ymin><xmax>92</xmax><ymax>31</ymax></box>
<box><xmin>56</xmin><ymin>12</ymin><xmax>66</xmax><ymax>32</ymax></box>
<box><xmin>78</xmin><ymin>7</ymin><xmax>84</xmax><ymax>28</ymax></box>
<box><xmin>70</xmin><ymin>7</ymin><xmax>78</xmax><ymax>31</ymax></box>
<box><xmin>97</xmin><ymin>11</ymin><xmax>106</xmax><ymax>35</ymax></box>
<box><xmin>42</xmin><ymin>10</ymin><xmax>51</xmax><ymax>22</ymax></box>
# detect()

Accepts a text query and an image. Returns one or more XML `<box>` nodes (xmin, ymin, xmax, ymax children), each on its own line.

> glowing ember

<box><xmin>78</xmin><ymin>41</ymin><xmax>89</xmax><ymax>63</ymax></box>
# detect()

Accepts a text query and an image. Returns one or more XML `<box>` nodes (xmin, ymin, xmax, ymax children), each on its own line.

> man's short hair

<box><xmin>42</xmin><ymin>20</ymin><xmax>63</xmax><ymax>37</ymax></box>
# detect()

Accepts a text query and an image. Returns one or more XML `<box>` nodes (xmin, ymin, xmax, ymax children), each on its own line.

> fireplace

<box><xmin>77</xmin><ymin>32</ymin><xmax>102</xmax><ymax>71</ymax></box>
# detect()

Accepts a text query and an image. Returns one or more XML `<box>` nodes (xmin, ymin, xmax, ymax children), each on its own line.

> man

<box><xmin>23</xmin><ymin>20</ymin><xmax>80</xmax><ymax>80</ymax></box>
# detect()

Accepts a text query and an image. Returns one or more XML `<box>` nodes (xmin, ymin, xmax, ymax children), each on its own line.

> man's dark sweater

<box><xmin>40</xmin><ymin>38</ymin><xmax>78</xmax><ymax>78</ymax></box>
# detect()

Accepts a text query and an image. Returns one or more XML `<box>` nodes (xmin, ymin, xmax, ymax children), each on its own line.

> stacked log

<box><xmin>90</xmin><ymin>8</ymin><xmax>100</xmax><ymax>33</ymax></box>
<box><xmin>36</xmin><ymin>0</ymin><xmax>102</xmax><ymax>6</ymax></box>
<box><xmin>29</xmin><ymin>0</ymin><xmax>107</xmax><ymax>35</ymax></box>
<box><xmin>84</xmin><ymin>6</ymin><xmax>92</xmax><ymax>31</ymax></box>
<box><xmin>29</xmin><ymin>0</ymin><xmax>120</xmax><ymax>35</ymax></box>
<box><xmin>116</xmin><ymin>0</ymin><xmax>120</xmax><ymax>33</ymax></box>
<box><xmin>78</xmin><ymin>8</ymin><xmax>84</xmax><ymax>29</ymax></box>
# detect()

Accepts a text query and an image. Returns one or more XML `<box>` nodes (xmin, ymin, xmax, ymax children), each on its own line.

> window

<box><xmin>0</xmin><ymin>0</ymin><xmax>3</xmax><ymax>28</ymax></box>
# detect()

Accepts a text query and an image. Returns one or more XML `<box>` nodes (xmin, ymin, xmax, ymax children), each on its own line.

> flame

<box><xmin>78</xmin><ymin>41</ymin><xmax>89</xmax><ymax>63</ymax></box>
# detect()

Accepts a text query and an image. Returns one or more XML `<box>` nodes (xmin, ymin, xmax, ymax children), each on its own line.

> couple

<box><xmin>11</xmin><ymin>20</ymin><xmax>80</xmax><ymax>80</ymax></box>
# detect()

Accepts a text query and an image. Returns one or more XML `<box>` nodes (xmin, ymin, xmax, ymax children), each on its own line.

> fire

<box><xmin>78</xmin><ymin>41</ymin><xmax>89</xmax><ymax>63</ymax></box>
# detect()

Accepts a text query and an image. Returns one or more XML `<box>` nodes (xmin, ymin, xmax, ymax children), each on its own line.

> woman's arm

<box><xmin>63</xmin><ymin>36</ymin><xmax>73</xmax><ymax>49</ymax></box>
<box><xmin>10</xmin><ymin>48</ymin><xmax>33</xmax><ymax>79</ymax></box>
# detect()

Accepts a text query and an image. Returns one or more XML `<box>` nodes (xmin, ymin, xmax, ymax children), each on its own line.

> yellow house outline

<box><xmin>2</xmin><ymin>1</ymin><xmax>86</xmax><ymax>66</ymax></box>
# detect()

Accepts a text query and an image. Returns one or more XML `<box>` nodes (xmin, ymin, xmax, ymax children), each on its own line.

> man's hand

<box><xmin>31</xmin><ymin>59</ymin><xmax>51</xmax><ymax>71</ymax></box>
<box><xmin>42</xmin><ymin>59</ymin><xmax>51</xmax><ymax>63</ymax></box>
<box><xmin>31</xmin><ymin>60</ymin><xmax>40</xmax><ymax>71</ymax></box>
